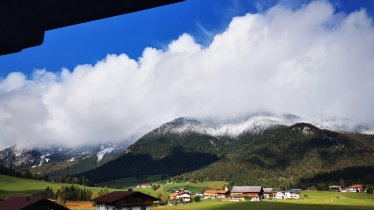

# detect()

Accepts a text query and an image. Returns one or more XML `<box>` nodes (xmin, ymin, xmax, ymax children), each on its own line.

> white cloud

<box><xmin>0</xmin><ymin>1</ymin><xmax>374</xmax><ymax>149</ymax></box>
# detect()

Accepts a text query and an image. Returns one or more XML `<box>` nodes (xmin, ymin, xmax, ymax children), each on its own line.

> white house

<box><xmin>92</xmin><ymin>191</ymin><xmax>159</xmax><ymax>210</ymax></box>
<box><xmin>344</xmin><ymin>184</ymin><xmax>364</xmax><ymax>192</ymax></box>
<box><xmin>274</xmin><ymin>190</ymin><xmax>301</xmax><ymax>199</ymax></box>
<box><xmin>169</xmin><ymin>189</ymin><xmax>192</xmax><ymax>203</ymax></box>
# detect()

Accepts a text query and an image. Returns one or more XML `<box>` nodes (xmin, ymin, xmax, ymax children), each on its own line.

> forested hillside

<box><xmin>80</xmin><ymin>119</ymin><xmax>374</xmax><ymax>188</ymax></box>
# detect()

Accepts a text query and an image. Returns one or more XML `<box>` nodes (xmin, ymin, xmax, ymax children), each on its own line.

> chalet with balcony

<box><xmin>92</xmin><ymin>191</ymin><xmax>159</xmax><ymax>210</ymax></box>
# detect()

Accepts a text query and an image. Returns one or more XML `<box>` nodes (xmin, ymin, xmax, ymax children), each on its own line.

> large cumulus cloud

<box><xmin>1</xmin><ymin>1</ymin><xmax>374</xmax><ymax>149</ymax></box>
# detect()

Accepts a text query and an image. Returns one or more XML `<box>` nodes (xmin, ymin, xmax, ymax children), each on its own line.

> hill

<box><xmin>0</xmin><ymin>143</ymin><xmax>128</xmax><ymax>178</ymax></box>
<box><xmin>80</xmin><ymin>117</ymin><xmax>374</xmax><ymax>188</ymax></box>
<box><xmin>0</xmin><ymin>174</ymin><xmax>159</xmax><ymax>199</ymax></box>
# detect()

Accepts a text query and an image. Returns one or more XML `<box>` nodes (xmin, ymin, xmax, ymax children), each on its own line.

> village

<box><xmin>0</xmin><ymin>181</ymin><xmax>369</xmax><ymax>210</ymax></box>
<box><xmin>164</xmin><ymin>183</ymin><xmax>367</xmax><ymax>205</ymax></box>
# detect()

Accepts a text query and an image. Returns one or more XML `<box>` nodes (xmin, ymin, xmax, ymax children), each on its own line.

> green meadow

<box><xmin>1</xmin><ymin>175</ymin><xmax>373</xmax><ymax>210</ymax></box>
<box><xmin>162</xmin><ymin>181</ymin><xmax>227</xmax><ymax>193</ymax></box>
<box><xmin>0</xmin><ymin>175</ymin><xmax>157</xmax><ymax>198</ymax></box>
<box><xmin>155</xmin><ymin>191</ymin><xmax>374</xmax><ymax>210</ymax></box>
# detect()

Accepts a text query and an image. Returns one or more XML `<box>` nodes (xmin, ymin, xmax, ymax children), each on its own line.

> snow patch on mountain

<box><xmin>158</xmin><ymin>113</ymin><xmax>374</xmax><ymax>138</ymax></box>
<box><xmin>160</xmin><ymin>114</ymin><xmax>301</xmax><ymax>137</ymax></box>
<box><xmin>38</xmin><ymin>153</ymin><xmax>51</xmax><ymax>166</ymax></box>
<box><xmin>97</xmin><ymin>146</ymin><xmax>115</xmax><ymax>162</ymax></box>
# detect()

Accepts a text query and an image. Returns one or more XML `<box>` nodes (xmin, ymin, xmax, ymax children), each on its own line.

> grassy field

<box><xmin>0</xmin><ymin>175</ymin><xmax>157</xmax><ymax>198</ymax></box>
<box><xmin>154</xmin><ymin>191</ymin><xmax>374</xmax><ymax>210</ymax></box>
<box><xmin>163</xmin><ymin>181</ymin><xmax>227</xmax><ymax>193</ymax></box>
<box><xmin>98</xmin><ymin>174</ymin><xmax>168</xmax><ymax>189</ymax></box>
<box><xmin>1</xmin><ymin>175</ymin><xmax>373</xmax><ymax>210</ymax></box>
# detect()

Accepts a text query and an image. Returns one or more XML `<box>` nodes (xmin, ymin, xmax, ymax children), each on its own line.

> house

<box><xmin>136</xmin><ymin>183</ymin><xmax>151</xmax><ymax>189</ymax></box>
<box><xmin>275</xmin><ymin>191</ymin><xmax>284</xmax><ymax>199</ymax></box>
<box><xmin>285</xmin><ymin>190</ymin><xmax>301</xmax><ymax>199</ymax></box>
<box><xmin>329</xmin><ymin>185</ymin><xmax>341</xmax><ymax>192</ymax></box>
<box><xmin>230</xmin><ymin>186</ymin><xmax>264</xmax><ymax>199</ymax></box>
<box><xmin>274</xmin><ymin>190</ymin><xmax>301</xmax><ymax>199</ymax></box>
<box><xmin>343</xmin><ymin>184</ymin><xmax>364</xmax><ymax>192</ymax></box>
<box><xmin>92</xmin><ymin>191</ymin><xmax>159</xmax><ymax>210</ymax></box>
<box><xmin>0</xmin><ymin>196</ymin><xmax>69</xmax><ymax>210</ymax></box>
<box><xmin>203</xmin><ymin>188</ymin><xmax>229</xmax><ymax>199</ymax></box>
<box><xmin>263</xmin><ymin>188</ymin><xmax>273</xmax><ymax>198</ymax></box>
<box><xmin>194</xmin><ymin>192</ymin><xmax>204</xmax><ymax>197</ymax></box>
<box><xmin>169</xmin><ymin>189</ymin><xmax>192</xmax><ymax>203</ymax></box>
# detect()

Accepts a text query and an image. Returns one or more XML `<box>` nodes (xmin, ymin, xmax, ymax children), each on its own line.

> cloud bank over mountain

<box><xmin>0</xmin><ymin>1</ymin><xmax>374</xmax><ymax>149</ymax></box>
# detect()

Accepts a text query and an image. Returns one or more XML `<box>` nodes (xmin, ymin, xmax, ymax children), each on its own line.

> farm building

<box><xmin>203</xmin><ymin>187</ymin><xmax>229</xmax><ymax>199</ymax></box>
<box><xmin>230</xmin><ymin>186</ymin><xmax>264</xmax><ymax>199</ymax></box>
<box><xmin>136</xmin><ymin>183</ymin><xmax>151</xmax><ymax>189</ymax></box>
<box><xmin>329</xmin><ymin>185</ymin><xmax>342</xmax><ymax>192</ymax></box>
<box><xmin>0</xmin><ymin>196</ymin><xmax>69</xmax><ymax>210</ymax></box>
<box><xmin>263</xmin><ymin>188</ymin><xmax>274</xmax><ymax>198</ymax></box>
<box><xmin>342</xmin><ymin>184</ymin><xmax>364</xmax><ymax>192</ymax></box>
<box><xmin>92</xmin><ymin>191</ymin><xmax>159</xmax><ymax>210</ymax></box>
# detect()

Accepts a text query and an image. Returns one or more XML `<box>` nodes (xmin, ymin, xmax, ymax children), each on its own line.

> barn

<box><xmin>230</xmin><ymin>186</ymin><xmax>264</xmax><ymax>199</ymax></box>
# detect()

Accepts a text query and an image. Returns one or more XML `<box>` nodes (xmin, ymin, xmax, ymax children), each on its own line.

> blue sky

<box><xmin>1</xmin><ymin>0</ymin><xmax>374</xmax><ymax>149</ymax></box>
<box><xmin>0</xmin><ymin>0</ymin><xmax>373</xmax><ymax>77</ymax></box>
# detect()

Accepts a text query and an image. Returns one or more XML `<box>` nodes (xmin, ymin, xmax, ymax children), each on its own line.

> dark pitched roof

<box><xmin>0</xmin><ymin>196</ymin><xmax>69</xmax><ymax>210</ymax></box>
<box><xmin>92</xmin><ymin>191</ymin><xmax>159</xmax><ymax>204</ymax></box>
<box><xmin>263</xmin><ymin>188</ymin><xmax>273</xmax><ymax>193</ymax></box>
<box><xmin>231</xmin><ymin>186</ymin><xmax>263</xmax><ymax>193</ymax></box>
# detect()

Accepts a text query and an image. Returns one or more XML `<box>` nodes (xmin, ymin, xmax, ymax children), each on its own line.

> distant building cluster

<box><xmin>168</xmin><ymin>185</ymin><xmax>303</xmax><ymax>204</ymax></box>
<box><xmin>329</xmin><ymin>184</ymin><xmax>365</xmax><ymax>193</ymax></box>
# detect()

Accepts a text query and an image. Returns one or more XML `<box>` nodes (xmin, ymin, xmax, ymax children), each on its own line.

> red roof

<box><xmin>0</xmin><ymin>196</ymin><xmax>69</xmax><ymax>210</ymax></box>
<box><xmin>91</xmin><ymin>191</ymin><xmax>159</xmax><ymax>204</ymax></box>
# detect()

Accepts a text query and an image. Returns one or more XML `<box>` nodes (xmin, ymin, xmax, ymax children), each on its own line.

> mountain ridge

<box><xmin>80</xmin><ymin>117</ymin><xmax>374</xmax><ymax>188</ymax></box>
<box><xmin>0</xmin><ymin>143</ymin><xmax>128</xmax><ymax>177</ymax></box>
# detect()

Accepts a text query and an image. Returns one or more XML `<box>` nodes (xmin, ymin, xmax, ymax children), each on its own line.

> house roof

<box><xmin>0</xmin><ymin>196</ymin><xmax>69</xmax><ymax>210</ymax></box>
<box><xmin>231</xmin><ymin>186</ymin><xmax>263</xmax><ymax>193</ymax></box>
<box><xmin>263</xmin><ymin>188</ymin><xmax>273</xmax><ymax>193</ymax></box>
<box><xmin>346</xmin><ymin>184</ymin><xmax>364</xmax><ymax>189</ymax></box>
<box><xmin>204</xmin><ymin>190</ymin><xmax>228</xmax><ymax>194</ymax></box>
<box><xmin>92</xmin><ymin>191</ymin><xmax>159</xmax><ymax>204</ymax></box>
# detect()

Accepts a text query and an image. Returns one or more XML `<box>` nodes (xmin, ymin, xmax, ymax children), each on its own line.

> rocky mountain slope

<box><xmin>0</xmin><ymin>143</ymin><xmax>128</xmax><ymax>177</ymax></box>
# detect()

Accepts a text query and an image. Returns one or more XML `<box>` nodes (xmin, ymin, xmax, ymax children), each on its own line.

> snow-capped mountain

<box><xmin>0</xmin><ymin>143</ymin><xmax>128</xmax><ymax>176</ymax></box>
<box><xmin>155</xmin><ymin>113</ymin><xmax>374</xmax><ymax>138</ymax></box>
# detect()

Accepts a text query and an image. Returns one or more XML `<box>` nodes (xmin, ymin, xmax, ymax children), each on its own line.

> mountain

<box><xmin>0</xmin><ymin>143</ymin><xmax>128</xmax><ymax>177</ymax></box>
<box><xmin>80</xmin><ymin>115</ymin><xmax>374</xmax><ymax>188</ymax></box>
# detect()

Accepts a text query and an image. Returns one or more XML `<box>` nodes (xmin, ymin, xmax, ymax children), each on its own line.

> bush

<box><xmin>367</xmin><ymin>187</ymin><xmax>373</xmax><ymax>194</ymax></box>
<box><xmin>194</xmin><ymin>196</ymin><xmax>201</xmax><ymax>202</ymax></box>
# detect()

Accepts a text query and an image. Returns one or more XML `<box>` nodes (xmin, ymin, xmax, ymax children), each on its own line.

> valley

<box><xmin>1</xmin><ymin>116</ymin><xmax>373</xmax><ymax>210</ymax></box>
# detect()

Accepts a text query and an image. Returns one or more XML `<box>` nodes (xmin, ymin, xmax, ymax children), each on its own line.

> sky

<box><xmin>0</xmin><ymin>0</ymin><xmax>374</xmax><ymax>149</ymax></box>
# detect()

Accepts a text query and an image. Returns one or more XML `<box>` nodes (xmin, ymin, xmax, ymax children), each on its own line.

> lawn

<box><xmin>154</xmin><ymin>191</ymin><xmax>374</xmax><ymax>210</ymax></box>
<box><xmin>163</xmin><ymin>181</ymin><xmax>228</xmax><ymax>193</ymax></box>
<box><xmin>2</xmin><ymin>175</ymin><xmax>373</xmax><ymax>210</ymax></box>
<box><xmin>0</xmin><ymin>175</ymin><xmax>157</xmax><ymax>198</ymax></box>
